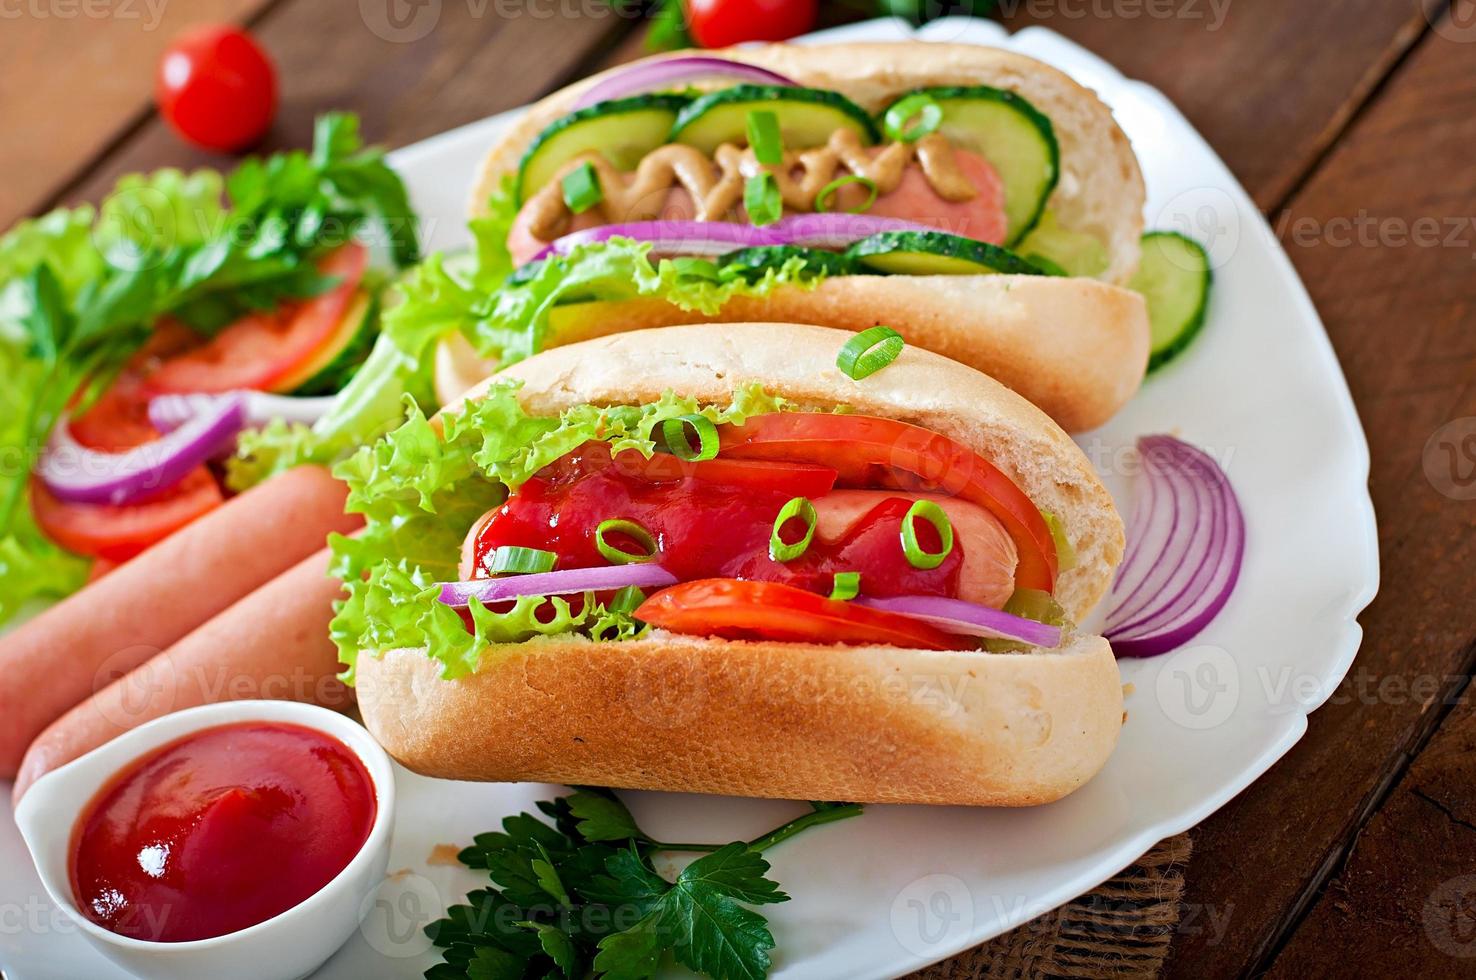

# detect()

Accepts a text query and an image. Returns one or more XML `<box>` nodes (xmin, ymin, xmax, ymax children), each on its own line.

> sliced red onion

<box><xmin>769</xmin><ymin>214</ymin><xmax>941</xmax><ymax>250</ymax></box>
<box><xmin>38</xmin><ymin>395</ymin><xmax>246</xmax><ymax>506</ymax></box>
<box><xmin>438</xmin><ymin>565</ymin><xmax>678</xmax><ymax>608</ymax></box>
<box><xmin>1104</xmin><ymin>435</ymin><xmax>1245</xmax><ymax>658</ymax></box>
<box><xmin>573</xmin><ymin>56</ymin><xmax>795</xmax><ymax>110</ymax></box>
<box><xmin>149</xmin><ymin>391</ymin><xmax>336</xmax><ymax>433</ymax></box>
<box><xmin>529</xmin><ymin>215</ymin><xmax>945</xmax><ymax>267</ymax></box>
<box><xmin>530</xmin><ymin>221</ymin><xmax>789</xmax><ymax>263</ymax></box>
<box><xmin>855</xmin><ymin>595</ymin><xmax>1063</xmax><ymax>648</ymax></box>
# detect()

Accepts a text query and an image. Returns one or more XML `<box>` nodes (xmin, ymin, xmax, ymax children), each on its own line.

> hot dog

<box><xmin>347</xmin><ymin>323</ymin><xmax>1125</xmax><ymax>806</ymax></box>
<box><xmin>454</xmin><ymin>41</ymin><xmax>1149</xmax><ymax>431</ymax></box>
<box><xmin>11</xmin><ymin>546</ymin><xmax>350</xmax><ymax>802</ymax></box>
<box><xmin>0</xmin><ymin>465</ymin><xmax>360</xmax><ymax>777</ymax></box>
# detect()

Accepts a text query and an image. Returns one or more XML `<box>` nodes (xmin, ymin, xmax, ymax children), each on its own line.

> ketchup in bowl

<box><xmin>69</xmin><ymin>721</ymin><xmax>375</xmax><ymax>943</ymax></box>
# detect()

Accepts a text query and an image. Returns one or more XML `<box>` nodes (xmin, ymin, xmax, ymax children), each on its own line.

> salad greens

<box><xmin>233</xmin><ymin>178</ymin><xmax>829</xmax><ymax>489</ymax></box>
<box><xmin>329</xmin><ymin>383</ymin><xmax>790</xmax><ymax>683</ymax></box>
<box><xmin>426</xmin><ymin>787</ymin><xmax>863</xmax><ymax>980</ymax></box>
<box><xmin>0</xmin><ymin>112</ymin><xmax>418</xmax><ymax>625</ymax></box>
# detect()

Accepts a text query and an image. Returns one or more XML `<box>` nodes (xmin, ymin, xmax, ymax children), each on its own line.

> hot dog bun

<box><xmin>362</xmin><ymin>323</ymin><xmax>1124</xmax><ymax>806</ymax></box>
<box><xmin>459</xmin><ymin>41</ymin><xmax>1150</xmax><ymax>431</ymax></box>
<box><xmin>470</xmin><ymin>41</ymin><xmax>1144</xmax><ymax>284</ymax></box>
<box><xmin>436</xmin><ymin>274</ymin><xmax>1149</xmax><ymax>432</ymax></box>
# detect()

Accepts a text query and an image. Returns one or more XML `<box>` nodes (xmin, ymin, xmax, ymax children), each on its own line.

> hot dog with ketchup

<box><xmin>453</xmin><ymin>42</ymin><xmax>1149</xmax><ymax>432</ymax></box>
<box><xmin>349</xmin><ymin>323</ymin><xmax>1125</xmax><ymax>806</ymax></box>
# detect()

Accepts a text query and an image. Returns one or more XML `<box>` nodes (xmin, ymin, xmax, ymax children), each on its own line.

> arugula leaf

<box><xmin>425</xmin><ymin>788</ymin><xmax>863</xmax><ymax>980</ymax></box>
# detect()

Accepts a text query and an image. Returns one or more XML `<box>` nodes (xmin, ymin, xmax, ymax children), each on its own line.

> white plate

<box><xmin>0</xmin><ymin>16</ymin><xmax>1377</xmax><ymax>980</ymax></box>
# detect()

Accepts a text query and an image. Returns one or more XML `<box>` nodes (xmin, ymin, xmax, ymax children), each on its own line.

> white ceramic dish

<box><xmin>12</xmin><ymin>701</ymin><xmax>395</xmax><ymax>980</ymax></box>
<box><xmin>0</xmin><ymin>15</ymin><xmax>1377</xmax><ymax>980</ymax></box>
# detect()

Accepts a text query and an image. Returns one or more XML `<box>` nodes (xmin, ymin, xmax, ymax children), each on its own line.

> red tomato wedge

<box><xmin>718</xmin><ymin>414</ymin><xmax>1058</xmax><ymax>593</ymax></box>
<box><xmin>30</xmin><ymin>469</ymin><xmax>224</xmax><ymax>563</ymax></box>
<box><xmin>145</xmin><ymin>243</ymin><xmax>367</xmax><ymax>394</ymax></box>
<box><xmin>637</xmin><ymin>579</ymin><xmax>973</xmax><ymax>651</ymax></box>
<box><xmin>611</xmin><ymin>449</ymin><xmax>838</xmax><ymax>497</ymax></box>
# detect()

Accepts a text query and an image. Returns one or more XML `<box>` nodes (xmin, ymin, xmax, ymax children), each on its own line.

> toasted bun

<box><xmin>469</xmin><ymin>41</ymin><xmax>1144</xmax><ymax>285</ymax></box>
<box><xmin>373</xmin><ymin>323</ymin><xmax>1125</xmax><ymax>806</ymax></box>
<box><xmin>357</xmin><ymin>633</ymin><xmax>1122</xmax><ymax>806</ymax></box>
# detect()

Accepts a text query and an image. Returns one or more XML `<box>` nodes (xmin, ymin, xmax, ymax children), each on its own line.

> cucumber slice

<box><xmin>718</xmin><ymin>245</ymin><xmax>858</xmax><ymax>283</ymax></box>
<box><xmin>889</xmin><ymin>86</ymin><xmax>1059</xmax><ymax>245</ymax></box>
<box><xmin>846</xmin><ymin>231</ymin><xmax>1045</xmax><ymax>277</ymax></box>
<box><xmin>283</xmin><ymin>291</ymin><xmax>379</xmax><ymax>395</ymax></box>
<box><xmin>671</xmin><ymin>85</ymin><xmax>879</xmax><ymax>154</ymax></box>
<box><xmin>1129</xmin><ymin>231</ymin><xmax>1212</xmax><ymax>372</ymax></box>
<box><xmin>1015</xmin><ymin>210</ymin><xmax>1109</xmax><ymax>278</ymax></box>
<box><xmin>516</xmin><ymin>94</ymin><xmax>689</xmax><ymax>202</ymax></box>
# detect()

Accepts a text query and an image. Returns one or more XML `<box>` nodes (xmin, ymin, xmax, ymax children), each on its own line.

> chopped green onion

<box><xmin>487</xmin><ymin>546</ymin><xmax>558</xmax><ymax>574</ymax></box>
<box><xmin>595</xmin><ymin>519</ymin><xmax>658</xmax><ymax>565</ymax></box>
<box><xmin>1040</xmin><ymin>509</ymin><xmax>1077</xmax><ymax>571</ymax></box>
<box><xmin>815</xmin><ymin>174</ymin><xmax>879</xmax><ymax>214</ymax></box>
<box><xmin>661</xmin><ymin>414</ymin><xmax>720</xmax><ymax>462</ymax></box>
<box><xmin>745</xmin><ymin>173</ymin><xmax>782</xmax><ymax>227</ymax></box>
<box><xmin>609</xmin><ymin>585</ymin><xmax>647</xmax><ymax>615</ymax></box>
<box><xmin>836</xmin><ymin>325</ymin><xmax>905</xmax><ymax>380</ymax></box>
<box><xmin>883</xmin><ymin>93</ymin><xmax>943</xmax><ymax>143</ymax></box>
<box><xmin>900</xmin><ymin>499</ymin><xmax>954</xmax><ymax>570</ymax></box>
<box><xmin>828</xmin><ymin>571</ymin><xmax>861</xmax><ymax>601</ymax></box>
<box><xmin>746</xmin><ymin>109</ymin><xmax>783</xmax><ymax>166</ymax></box>
<box><xmin>670</xmin><ymin>257</ymin><xmax>720</xmax><ymax>280</ymax></box>
<box><xmin>769</xmin><ymin>496</ymin><xmax>818</xmax><ymax>563</ymax></box>
<box><xmin>561</xmin><ymin>161</ymin><xmax>603</xmax><ymax>214</ymax></box>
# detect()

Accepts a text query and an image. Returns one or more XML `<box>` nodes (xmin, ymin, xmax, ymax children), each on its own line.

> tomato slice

<box><xmin>67</xmin><ymin>377</ymin><xmax>159</xmax><ymax>451</ymax></box>
<box><xmin>145</xmin><ymin>243</ymin><xmax>367</xmax><ymax>394</ymax></box>
<box><xmin>637</xmin><ymin>579</ymin><xmax>973</xmax><ymax>651</ymax></box>
<box><xmin>611</xmin><ymin>449</ymin><xmax>838</xmax><ymax>497</ymax></box>
<box><xmin>717</xmin><ymin>414</ymin><xmax>1058</xmax><ymax>593</ymax></box>
<box><xmin>30</xmin><ymin>469</ymin><xmax>224</xmax><ymax>562</ymax></box>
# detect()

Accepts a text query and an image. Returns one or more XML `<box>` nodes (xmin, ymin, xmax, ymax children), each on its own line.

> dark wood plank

<box><xmin>997</xmin><ymin>0</ymin><xmax>1432</xmax><ymax>209</ymax></box>
<box><xmin>0</xmin><ymin>0</ymin><xmax>271</xmax><ymax>229</ymax></box>
<box><xmin>52</xmin><ymin>0</ymin><xmax>637</xmax><ymax>212</ymax></box>
<box><xmin>1162</xmin><ymin>6</ymin><xmax>1476</xmax><ymax>974</ymax></box>
<box><xmin>1266</xmin><ymin>691</ymin><xmax>1476</xmax><ymax>977</ymax></box>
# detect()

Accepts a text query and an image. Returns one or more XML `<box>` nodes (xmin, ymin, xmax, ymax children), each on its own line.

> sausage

<box><xmin>0</xmin><ymin>465</ymin><xmax>360</xmax><ymax>777</ymax></box>
<box><xmin>12</xmin><ymin>546</ymin><xmax>351</xmax><ymax>802</ymax></box>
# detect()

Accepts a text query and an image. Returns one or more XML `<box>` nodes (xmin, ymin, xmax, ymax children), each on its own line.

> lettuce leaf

<box><xmin>330</xmin><ymin>382</ymin><xmax>789</xmax><ymax>682</ymax></box>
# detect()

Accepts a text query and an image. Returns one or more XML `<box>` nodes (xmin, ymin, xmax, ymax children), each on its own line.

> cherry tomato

<box><xmin>31</xmin><ymin>469</ymin><xmax>224</xmax><ymax>563</ymax></box>
<box><xmin>156</xmin><ymin>25</ymin><xmax>277</xmax><ymax>152</ymax></box>
<box><xmin>683</xmin><ymin>0</ymin><xmax>818</xmax><ymax>48</ymax></box>
<box><xmin>145</xmin><ymin>243</ymin><xmax>366</xmax><ymax>394</ymax></box>
<box><xmin>637</xmin><ymin>578</ymin><xmax>972</xmax><ymax>650</ymax></box>
<box><xmin>718</xmin><ymin>413</ymin><xmax>1059</xmax><ymax>592</ymax></box>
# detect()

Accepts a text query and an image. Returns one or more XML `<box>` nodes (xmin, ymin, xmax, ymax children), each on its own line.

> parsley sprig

<box><xmin>426</xmin><ymin>789</ymin><xmax>863</xmax><ymax>980</ymax></box>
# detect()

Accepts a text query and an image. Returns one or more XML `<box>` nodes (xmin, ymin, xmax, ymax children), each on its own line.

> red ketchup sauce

<box><xmin>473</xmin><ymin>441</ymin><xmax>963</xmax><ymax>597</ymax></box>
<box><xmin>70</xmin><ymin>722</ymin><xmax>375</xmax><ymax>943</ymax></box>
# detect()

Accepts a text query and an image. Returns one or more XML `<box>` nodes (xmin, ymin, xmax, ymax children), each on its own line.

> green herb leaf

<box><xmin>567</xmin><ymin>790</ymin><xmax>644</xmax><ymax>843</ymax></box>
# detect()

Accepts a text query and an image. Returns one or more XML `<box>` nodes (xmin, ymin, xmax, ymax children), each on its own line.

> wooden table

<box><xmin>6</xmin><ymin>1</ymin><xmax>1475</xmax><ymax>974</ymax></box>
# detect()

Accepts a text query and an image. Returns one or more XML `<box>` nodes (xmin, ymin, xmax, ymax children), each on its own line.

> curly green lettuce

<box><xmin>329</xmin><ymin>381</ymin><xmax>791</xmax><ymax>682</ymax></box>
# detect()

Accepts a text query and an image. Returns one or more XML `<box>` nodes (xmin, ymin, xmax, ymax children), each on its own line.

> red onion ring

<box><xmin>572</xmin><ymin>56</ymin><xmax>795</xmax><ymax>110</ymax></box>
<box><xmin>528</xmin><ymin>214</ymin><xmax>945</xmax><ymax>266</ymax></box>
<box><xmin>855</xmin><ymin>595</ymin><xmax>1063</xmax><ymax>648</ymax></box>
<box><xmin>149</xmin><ymin>391</ymin><xmax>336</xmax><ymax>433</ymax></box>
<box><xmin>1104</xmin><ymin>435</ymin><xmax>1246</xmax><ymax>658</ymax></box>
<box><xmin>439</xmin><ymin>565</ymin><xmax>679</xmax><ymax>608</ymax></box>
<box><xmin>38</xmin><ymin>395</ymin><xmax>246</xmax><ymax>506</ymax></box>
